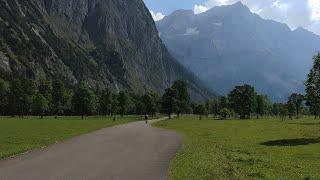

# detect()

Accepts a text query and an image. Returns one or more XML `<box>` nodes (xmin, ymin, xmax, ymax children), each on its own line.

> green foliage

<box><xmin>207</xmin><ymin>98</ymin><xmax>220</xmax><ymax>117</ymax></box>
<box><xmin>141</xmin><ymin>92</ymin><xmax>158</xmax><ymax>116</ymax></box>
<box><xmin>9</xmin><ymin>77</ymin><xmax>36</xmax><ymax>116</ymax></box>
<box><xmin>38</xmin><ymin>79</ymin><xmax>53</xmax><ymax>104</ymax></box>
<box><xmin>193</xmin><ymin>104</ymin><xmax>207</xmax><ymax>120</ymax></box>
<box><xmin>99</xmin><ymin>89</ymin><xmax>114</xmax><ymax>116</ymax></box>
<box><xmin>161</xmin><ymin>88</ymin><xmax>178</xmax><ymax>119</ymax></box>
<box><xmin>305</xmin><ymin>53</ymin><xmax>320</xmax><ymax>118</ymax></box>
<box><xmin>228</xmin><ymin>84</ymin><xmax>257</xmax><ymax>119</ymax></box>
<box><xmin>111</xmin><ymin>93</ymin><xmax>119</xmax><ymax>115</ymax></box>
<box><xmin>172</xmin><ymin>80</ymin><xmax>190</xmax><ymax>117</ymax></box>
<box><xmin>271</xmin><ymin>103</ymin><xmax>281</xmax><ymax>116</ymax></box>
<box><xmin>117</xmin><ymin>91</ymin><xmax>130</xmax><ymax>116</ymax></box>
<box><xmin>32</xmin><ymin>93</ymin><xmax>49</xmax><ymax>118</ymax></box>
<box><xmin>219</xmin><ymin>108</ymin><xmax>232</xmax><ymax>119</ymax></box>
<box><xmin>287</xmin><ymin>93</ymin><xmax>305</xmax><ymax>119</ymax></box>
<box><xmin>0</xmin><ymin>78</ymin><xmax>10</xmax><ymax>115</ymax></box>
<box><xmin>72</xmin><ymin>84</ymin><xmax>98</xmax><ymax>119</ymax></box>
<box><xmin>52</xmin><ymin>78</ymin><xmax>69</xmax><ymax>116</ymax></box>
<box><xmin>279</xmin><ymin>103</ymin><xmax>288</xmax><ymax>120</ymax></box>
<box><xmin>255</xmin><ymin>95</ymin><xmax>271</xmax><ymax>118</ymax></box>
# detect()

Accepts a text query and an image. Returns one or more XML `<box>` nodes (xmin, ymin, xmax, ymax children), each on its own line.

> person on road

<box><xmin>145</xmin><ymin>114</ymin><xmax>149</xmax><ymax>124</ymax></box>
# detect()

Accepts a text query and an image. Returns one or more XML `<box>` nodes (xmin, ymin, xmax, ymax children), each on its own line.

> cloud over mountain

<box><xmin>157</xmin><ymin>3</ymin><xmax>320</xmax><ymax>101</ymax></box>
<box><xmin>195</xmin><ymin>0</ymin><xmax>320</xmax><ymax>35</ymax></box>
<box><xmin>150</xmin><ymin>10</ymin><xmax>165</xmax><ymax>21</ymax></box>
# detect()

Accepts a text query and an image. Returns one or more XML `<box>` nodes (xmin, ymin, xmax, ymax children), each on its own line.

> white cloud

<box><xmin>150</xmin><ymin>10</ymin><xmax>165</xmax><ymax>21</ymax></box>
<box><xmin>184</xmin><ymin>27</ymin><xmax>200</xmax><ymax>35</ymax></box>
<box><xmin>194</xmin><ymin>5</ymin><xmax>208</xmax><ymax>14</ymax></box>
<box><xmin>194</xmin><ymin>0</ymin><xmax>320</xmax><ymax>35</ymax></box>
<box><xmin>309</xmin><ymin>0</ymin><xmax>320</xmax><ymax>21</ymax></box>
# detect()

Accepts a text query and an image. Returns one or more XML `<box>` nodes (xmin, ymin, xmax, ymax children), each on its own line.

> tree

<box><xmin>52</xmin><ymin>78</ymin><xmax>68</xmax><ymax>118</ymax></box>
<box><xmin>287</xmin><ymin>93</ymin><xmax>304</xmax><ymax>119</ymax></box>
<box><xmin>228</xmin><ymin>84</ymin><xmax>256</xmax><ymax>119</ymax></box>
<box><xmin>32</xmin><ymin>93</ymin><xmax>49</xmax><ymax>118</ymax></box>
<box><xmin>38</xmin><ymin>79</ymin><xmax>52</xmax><ymax>104</ymax></box>
<box><xmin>111</xmin><ymin>93</ymin><xmax>119</xmax><ymax>116</ymax></box>
<box><xmin>305</xmin><ymin>53</ymin><xmax>320</xmax><ymax>118</ymax></box>
<box><xmin>100</xmin><ymin>89</ymin><xmax>113</xmax><ymax>116</ymax></box>
<box><xmin>0</xmin><ymin>78</ymin><xmax>10</xmax><ymax>115</ymax></box>
<box><xmin>171</xmin><ymin>80</ymin><xmax>190</xmax><ymax>118</ymax></box>
<box><xmin>272</xmin><ymin>103</ymin><xmax>283</xmax><ymax>116</ymax></box>
<box><xmin>194</xmin><ymin>104</ymin><xmax>206</xmax><ymax>120</ymax></box>
<box><xmin>72</xmin><ymin>85</ymin><xmax>98</xmax><ymax>119</ymax></box>
<box><xmin>117</xmin><ymin>91</ymin><xmax>130</xmax><ymax>117</ymax></box>
<box><xmin>208</xmin><ymin>98</ymin><xmax>220</xmax><ymax>117</ymax></box>
<box><xmin>141</xmin><ymin>92</ymin><xmax>158</xmax><ymax>116</ymax></box>
<box><xmin>256</xmin><ymin>95</ymin><xmax>271</xmax><ymax>118</ymax></box>
<box><xmin>219</xmin><ymin>96</ymin><xmax>230</xmax><ymax>110</ymax></box>
<box><xmin>219</xmin><ymin>108</ymin><xmax>231</xmax><ymax>120</ymax></box>
<box><xmin>136</xmin><ymin>98</ymin><xmax>146</xmax><ymax>118</ymax></box>
<box><xmin>161</xmin><ymin>88</ymin><xmax>178</xmax><ymax>119</ymax></box>
<box><xmin>9</xmin><ymin>78</ymin><xmax>36</xmax><ymax>117</ymax></box>
<box><xmin>279</xmin><ymin>103</ymin><xmax>288</xmax><ymax>121</ymax></box>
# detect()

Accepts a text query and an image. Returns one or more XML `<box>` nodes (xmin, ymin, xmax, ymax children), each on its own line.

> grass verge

<box><xmin>155</xmin><ymin>116</ymin><xmax>320</xmax><ymax>180</ymax></box>
<box><xmin>0</xmin><ymin>116</ymin><xmax>139</xmax><ymax>159</ymax></box>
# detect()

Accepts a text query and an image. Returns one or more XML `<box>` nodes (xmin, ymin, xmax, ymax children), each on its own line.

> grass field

<box><xmin>155</xmin><ymin>116</ymin><xmax>320</xmax><ymax>180</ymax></box>
<box><xmin>0</xmin><ymin>116</ymin><xmax>140</xmax><ymax>160</ymax></box>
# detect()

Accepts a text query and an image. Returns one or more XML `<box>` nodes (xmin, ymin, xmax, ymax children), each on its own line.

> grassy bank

<box><xmin>155</xmin><ymin>116</ymin><xmax>320</xmax><ymax>179</ymax></box>
<box><xmin>0</xmin><ymin>116</ymin><xmax>140</xmax><ymax>159</ymax></box>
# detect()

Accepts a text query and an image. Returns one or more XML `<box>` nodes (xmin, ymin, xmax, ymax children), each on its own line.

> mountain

<box><xmin>156</xmin><ymin>2</ymin><xmax>320</xmax><ymax>102</ymax></box>
<box><xmin>0</xmin><ymin>0</ymin><xmax>213</xmax><ymax>101</ymax></box>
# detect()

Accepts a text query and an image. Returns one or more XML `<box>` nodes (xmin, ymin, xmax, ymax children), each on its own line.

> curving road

<box><xmin>0</xmin><ymin>118</ymin><xmax>181</xmax><ymax>180</ymax></box>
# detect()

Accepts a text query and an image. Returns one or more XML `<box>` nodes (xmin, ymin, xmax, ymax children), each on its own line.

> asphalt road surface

<box><xmin>0</xmin><ymin>118</ymin><xmax>181</xmax><ymax>180</ymax></box>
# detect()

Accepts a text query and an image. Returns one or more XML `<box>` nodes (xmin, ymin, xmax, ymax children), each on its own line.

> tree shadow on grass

<box><xmin>260</xmin><ymin>137</ymin><xmax>320</xmax><ymax>146</ymax></box>
<box><xmin>289</xmin><ymin>122</ymin><xmax>320</xmax><ymax>126</ymax></box>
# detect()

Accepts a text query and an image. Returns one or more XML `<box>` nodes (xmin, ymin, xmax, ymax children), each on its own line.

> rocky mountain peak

<box><xmin>157</xmin><ymin>3</ymin><xmax>320</xmax><ymax>101</ymax></box>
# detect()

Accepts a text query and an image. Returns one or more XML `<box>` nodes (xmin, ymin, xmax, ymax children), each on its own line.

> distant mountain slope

<box><xmin>0</xmin><ymin>0</ymin><xmax>213</xmax><ymax>101</ymax></box>
<box><xmin>157</xmin><ymin>2</ymin><xmax>320</xmax><ymax>101</ymax></box>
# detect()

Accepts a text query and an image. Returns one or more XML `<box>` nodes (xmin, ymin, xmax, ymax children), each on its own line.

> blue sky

<box><xmin>144</xmin><ymin>0</ymin><xmax>206</xmax><ymax>15</ymax></box>
<box><xmin>143</xmin><ymin>0</ymin><xmax>320</xmax><ymax>35</ymax></box>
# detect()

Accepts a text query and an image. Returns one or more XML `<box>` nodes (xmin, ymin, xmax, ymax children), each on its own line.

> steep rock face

<box><xmin>157</xmin><ymin>2</ymin><xmax>320</xmax><ymax>101</ymax></box>
<box><xmin>0</xmin><ymin>0</ymin><xmax>213</xmax><ymax>101</ymax></box>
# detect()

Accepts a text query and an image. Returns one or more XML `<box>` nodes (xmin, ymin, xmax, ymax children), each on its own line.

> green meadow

<box><xmin>155</xmin><ymin>116</ymin><xmax>320</xmax><ymax>180</ymax></box>
<box><xmin>0</xmin><ymin>116</ymin><xmax>140</xmax><ymax>159</ymax></box>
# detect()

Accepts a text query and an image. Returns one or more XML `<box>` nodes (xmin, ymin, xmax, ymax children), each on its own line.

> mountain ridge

<box><xmin>157</xmin><ymin>2</ymin><xmax>320</xmax><ymax>101</ymax></box>
<box><xmin>0</xmin><ymin>0</ymin><xmax>214</xmax><ymax>101</ymax></box>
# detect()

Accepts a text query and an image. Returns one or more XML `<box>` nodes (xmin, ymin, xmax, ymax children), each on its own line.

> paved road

<box><xmin>0</xmin><ymin>118</ymin><xmax>181</xmax><ymax>180</ymax></box>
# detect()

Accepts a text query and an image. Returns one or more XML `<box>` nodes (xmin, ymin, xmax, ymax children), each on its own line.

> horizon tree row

<box><xmin>199</xmin><ymin>86</ymin><xmax>307</xmax><ymax>120</ymax></box>
<box><xmin>200</xmin><ymin>53</ymin><xmax>320</xmax><ymax>120</ymax></box>
<box><xmin>1</xmin><ymin>53</ymin><xmax>319</xmax><ymax>120</ymax></box>
<box><xmin>0</xmin><ymin>77</ymin><xmax>191</xmax><ymax>119</ymax></box>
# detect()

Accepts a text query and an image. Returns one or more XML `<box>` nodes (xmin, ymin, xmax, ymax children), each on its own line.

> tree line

<box><xmin>1</xmin><ymin>53</ymin><xmax>320</xmax><ymax>120</ymax></box>
<box><xmin>200</xmin><ymin>87</ymin><xmax>306</xmax><ymax>120</ymax></box>
<box><xmin>0</xmin><ymin>78</ymin><xmax>190</xmax><ymax>119</ymax></box>
<box><xmin>195</xmin><ymin>53</ymin><xmax>320</xmax><ymax>120</ymax></box>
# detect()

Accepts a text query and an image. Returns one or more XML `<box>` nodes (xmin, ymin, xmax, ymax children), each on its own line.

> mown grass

<box><xmin>155</xmin><ymin>116</ymin><xmax>320</xmax><ymax>180</ymax></box>
<box><xmin>0</xmin><ymin>116</ymin><xmax>140</xmax><ymax>160</ymax></box>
